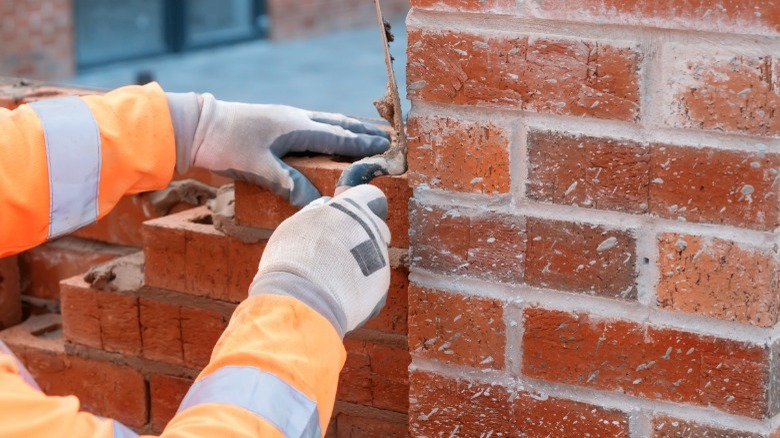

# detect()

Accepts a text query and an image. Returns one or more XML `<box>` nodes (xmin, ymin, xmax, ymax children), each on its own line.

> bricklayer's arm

<box><xmin>0</xmin><ymin>83</ymin><xmax>176</xmax><ymax>258</ymax></box>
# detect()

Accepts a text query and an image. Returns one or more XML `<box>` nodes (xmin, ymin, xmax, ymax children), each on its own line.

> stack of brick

<box><xmin>404</xmin><ymin>1</ymin><xmax>780</xmax><ymax>436</ymax></box>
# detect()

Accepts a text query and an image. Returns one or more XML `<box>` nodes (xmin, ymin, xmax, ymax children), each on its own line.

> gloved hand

<box><xmin>166</xmin><ymin>93</ymin><xmax>390</xmax><ymax>207</ymax></box>
<box><xmin>247</xmin><ymin>185</ymin><xmax>391</xmax><ymax>337</ymax></box>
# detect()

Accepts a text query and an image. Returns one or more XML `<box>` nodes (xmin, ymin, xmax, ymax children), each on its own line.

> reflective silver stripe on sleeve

<box><xmin>112</xmin><ymin>421</ymin><xmax>138</xmax><ymax>438</ymax></box>
<box><xmin>177</xmin><ymin>366</ymin><xmax>321</xmax><ymax>438</ymax></box>
<box><xmin>29</xmin><ymin>97</ymin><xmax>101</xmax><ymax>238</ymax></box>
<box><xmin>0</xmin><ymin>340</ymin><xmax>41</xmax><ymax>391</ymax></box>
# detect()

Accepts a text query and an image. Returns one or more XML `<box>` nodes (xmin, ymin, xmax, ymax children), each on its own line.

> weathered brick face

<box><xmin>407</xmin><ymin>29</ymin><xmax>642</xmax><ymax>120</ymax></box>
<box><xmin>406</xmin><ymin>1</ymin><xmax>780</xmax><ymax>436</ymax></box>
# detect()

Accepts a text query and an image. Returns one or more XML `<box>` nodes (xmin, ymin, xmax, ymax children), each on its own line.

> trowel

<box><xmin>335</xmin><ymin>0</ymin><xmax>408</xmax><ymax>194</ymax></box>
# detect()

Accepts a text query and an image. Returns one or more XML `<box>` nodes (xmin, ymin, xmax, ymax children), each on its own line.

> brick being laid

<box><xmin>234</xmin><ymin>155</ymin><xmax>411</xmax><ymax>248</ymax></box>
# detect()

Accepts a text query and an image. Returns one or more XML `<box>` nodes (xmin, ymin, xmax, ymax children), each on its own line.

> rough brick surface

<box><xmin>657</xmin><ymin>234</ymin><xmax>778</xmax><ymax>327</ymax></box>
<box><xmin>651</xmin><ymin>415</ymin><xmax>765</xmax><ymax>438</ymax></box>
<box><xmin>411</xmin><ymin>0</ymin><xmax>516</xmax><ymax>13</ymax></box>
<box><xmin>407</xmin><ymin>29</ymin><xmax>642</xmax><ymax>121</ymax></box>
<box><xmin>234</xmin><ymin>156</ymin><xmax>411</xmax><ymax>248</ymax></box>
<box><xmin>328</xmin><ymin>403</ymin><xmax>409</xmax><ymax>438</ymax></box>
<box><xmin>407</xmin><ymin>112</ymin><xmax>511</xmax><ymax>194</ymax></box>
<box><xmin>649</xmin><ymin>144</ymin><xmax>780</xmax><ymax>230</ymax></box>
<box><xmin>19</xmin><ymin>237</ymin><xmax>135</xmax><ymax>300</ymax></box>
<box><xmin>0</xmin><ymin>256</ymin><xmax>21</xmax><ymax>329</ymax></box>
<box><xmin>330</xmin><ymin>412</ymin><xmax>408</xmax><ymax>438</ymax></box>
<box><xmin>514</xmin><ymin>391</ymin><xmax>630</xmax><ymax>436</ymax></box>
<box><xmin>522</xmin><ymin>308</ymin><xmax>772</xmax><ymax>418</ymax></box>
<box><xmin>144</xmin><ymin>207</ymin><xmax>266</xmax><ymax>303</ymax></box>
<box><xmin>150</xmin><ymin>374</ymin><xmax>193</xmax><ymax>433</ymax></box>
<box><xmin>410</xmin><ymin>372</ymin><xmax>515</xmax><ymax>436</ymax></box>
<box><xmin>409</xmin><ymin>285</ymin><xmax>505</xmax><ymax>369</ymax></box>
<box><xmin>530</xmin><ymin>0</ymin><xmax>780</xmax><ymax>36</ymax></box>
<box><xmin>525</xmin><ymin>218</ymin><xmax>637</xmax><ymax>299</ymax></box>
<box><xmin>666</xmin><ymin>53</ymin><xmax>780</xmax><ymax>137</ymax></box>
<box><xmin>61</xmin><ymin>278</ymin><xmax>142</xmax><ymax>355</ymax></box>
<box><xmin>410</xmin><ymin>202</ymin><xmax>525</xmax><ymax>282</ymax></box>
<box><xmin>338</xmin><ymin>332</ymin><xmax>410</xmax><ymax>414</ymax></box>
<box><xmin>527</xmin><ymin>131</ymin><xmax>650</xmax><ymax>214</ymax></box>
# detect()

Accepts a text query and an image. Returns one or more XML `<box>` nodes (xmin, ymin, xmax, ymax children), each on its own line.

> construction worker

<box><xmin>0</xmin><ymin>83</ymin><xmax>393</xmax><ymax>437</ymax></box>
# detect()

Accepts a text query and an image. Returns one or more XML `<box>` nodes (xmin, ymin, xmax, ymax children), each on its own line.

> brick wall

<box><xmin>0</xmin><ymin>0</ymin><xmax>74</xmax><ymax>80</ymax></box>
<box><xmin>405</xmin><ymin>1</ymin><xmax>780</xmax><ymax>436</ymax></box>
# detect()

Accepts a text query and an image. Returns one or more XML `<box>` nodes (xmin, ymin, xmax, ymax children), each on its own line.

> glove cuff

<box><xmin>248</xmin><ymin>271</ymin><xmax>348</xmax><ymax>338</ymax></box>
<box><xmin>165</xmin><ymin>92</ymin><xmax>201</xmax><ymax>174</ymax></box>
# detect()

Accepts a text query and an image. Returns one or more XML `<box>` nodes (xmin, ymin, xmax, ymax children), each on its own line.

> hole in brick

<box><xmin>191</xmin><ymin>214</ymin><xmax>213</xmax><ymax>225</ymax></box>
<box><xmin>31</xmin><ymin>322</ymin><xmax>62</xmax><ymax>338</ymax></box>
<box><xmin>0</xmin><ymin>274</ymin><xmax>4</xmax><ymax>284</ymax></box>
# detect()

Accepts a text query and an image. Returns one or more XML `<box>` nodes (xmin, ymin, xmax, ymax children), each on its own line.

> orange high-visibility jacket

<box><xmin>0</xmin><ymin>83</ymin><xmax>346</xmax><ymax>437</ymax></box>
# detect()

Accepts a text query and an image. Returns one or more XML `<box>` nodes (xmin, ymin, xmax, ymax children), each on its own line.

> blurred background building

<box><xmin>0</xmin><ymin>0</ymin><xmax>410</xmax><ymax>118</ymax></box>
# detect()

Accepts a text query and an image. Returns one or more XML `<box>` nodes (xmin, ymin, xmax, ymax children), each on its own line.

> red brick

<box><xmin>668</xmin><ymin>54</ymin><xmax>779</xmax><ymax>137</ymax></box>
<box><xmin>72</xmin><ymin>195</ymin><xmax>158</xmax><ymax>247</ymax></box>
<box><xmin>74</xmin><ymin>170</ymin><xmax>231</xmax><ymax>247</ymax></box>
<box><xmin>0</xmin><ymin>256</ymin><xmax>21</xmax><ymax>329</ymax></box>
<box><xmin>1</xmin><ymin>323</ymin><xmax>147</xmax><ymax>428</ymax></box>
<box><xmin>410</xmin><ymin>371</ymin><xmax>514</xmax><ymax>436</ymax></box>
<box><xmin>407</xmin><ymin>29</ymin><xmax>641</xmax><ymax>121</ymax></box>
<box><xmin>144</xmin><ymin>207</ymin><xmax>266</xmax><ymax>302</ymax></box>
<box><xmin>411</xmin><ymin>0</ymin><xmax>515</xmax><ymax>12</ymax></box>
<box><xmin>410</xmin><ymin>202</ymin><xmax>525</xmax><ymax>282</ymax></box>
<box><xmin>657</xmin><ymin>234</ymin><xmax>778</xmax><ymax>327</ymax></box>
<box><xmin>150</xmin><ymin>374</ymin><xmax>193</xmax><ymax>433</ymax></box>
<box><xmin>97</xmin><ymin>291</ymin><xmax>141</xmax><ymax>355</ymax></box>
<box><xmin>362</xmin><ymin>255</ymin><xmax>409</xmax><ymax>335</ymax></box>
<box><xmin>651</xmin><ymin>415</ymin><xmax>765</xmax><ymax>438</ymax></box>
<box><xmin>139</xmin><ymin>295</ymin><xmax>229</xmax><ymax>368</ymax></box>
<box><xmin>180</xmin><ymin>306</ymin><xmax>227</xmax><ymax>368</ymax></box>
<box><xmin>514</xmin><ymin>391</ymin><xmax>630</xmax><ymax>436</ymax></box>
<box><xmin>526</xmin><ymin>218</ymin><xmax>637</xmax><ymax>298</ymax></box>
<box><xmin>61</xmin><ymin>277</ymin><xmax>142</xmax><ymax>355</ymax></box>
<box><xmin>530</xmin><ymin>0</ymin><xmax>780</xmax><ymax>36</ymax></box>
<box><xmin>407</xmin><ymin>113</ymin><xmax>511</xmax><ymax>194</ymax></box>
<box><xmin>527</xmin><ymin>131</ymin><xmax>650</xmax><ymax>214</ymax></box>
<box><xmin>19</xmin><ymin>237</ymin><xmax>135</xmax><ymax>300</ymax></box>
<box><xmin>409</xmin><ymin>285</ymin><xmax>505</xmax><ymax>369</ymax></box>
<box><xmin>338</xmin><ymin>334</ymin><xmax>410</xmax><ymax>413</ymax></box>
<box><xmin>331</xmin><ymin>411</ymin><xmax>408</xmax><ymax>438</ymax></box>
<box><xmin>649</xmin><ymin>144</ymin><xmax>780</xmax><ymax>230</ymax></box>
<box><xmin>60</xmin><ymin>284</ymin><xmax>101</xmax><ymax>349</ymax></box>
<box><xmin>140</xmin><ymin>299</ymin><xmax>183</xmax><ymax>365</ymax></box>
<box><xmin>522</xmin><ymin>308</ymin><xmax>772</xmax><ymax>418</ymax></box>
<box><xmin>234</xmin><ymin>156</ymin><xmax>411</xmax><ymax>248</ymax></box>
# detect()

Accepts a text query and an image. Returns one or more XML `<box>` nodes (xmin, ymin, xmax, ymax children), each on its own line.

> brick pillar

<box><xmin>405</xmin><ymin>1</ymin><xmax>780</xmax><ymax>436</ymax></box>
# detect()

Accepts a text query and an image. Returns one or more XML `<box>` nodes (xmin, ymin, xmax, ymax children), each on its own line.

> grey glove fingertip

<box><xmin>340</xmin><ymin>133</ymin><xmax>391</xmax><ymax>157</ymax></box>
<box><xmin>286</xmin><ymin>166</ymin><xmax>322</xmax><ymax>208</ymax></box>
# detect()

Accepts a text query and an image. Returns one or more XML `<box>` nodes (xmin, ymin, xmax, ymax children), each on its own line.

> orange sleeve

<box><xmin>0</xmin><ymin>83</ymin><xmax>176</xmax><ymax>258</ymax></box>
<box><xmin>0</xmin><ymin>349</ymin><xmax>133</xmax><ymax>438</ymax></box>
<box><xmin>161</xmin><ymin>295</ymin><xmax>347</xmax><ymax>437</ymax></box>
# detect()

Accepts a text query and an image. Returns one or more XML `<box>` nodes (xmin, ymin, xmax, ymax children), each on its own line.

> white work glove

<box><xmin>166</xmin><ymin>93</ymin><xmax>390</xmax><ymax>207</ymax></box>
<box><xmin>248</xmin><ymin>185</ymin><xmax>391</xmax><ymax>337</ymax></box>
